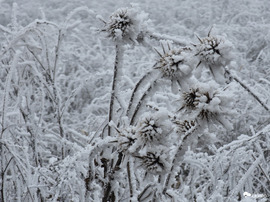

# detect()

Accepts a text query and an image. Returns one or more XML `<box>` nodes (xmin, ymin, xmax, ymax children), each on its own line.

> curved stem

<box><xmin>130</xmin><ymin>79</ymin><xmax>158</xmax><ymax>125</ymax></box>
<box><xmin>126</xmin><ymin>70</ymin><xmax>155</xmax><ymax>117</ymax></box>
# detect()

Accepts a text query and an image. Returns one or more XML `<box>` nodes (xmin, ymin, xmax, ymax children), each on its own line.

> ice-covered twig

<box><xmin>127</xmin><ymin>161</ymin><xmax>133</xmax><ymax>198</ymax></box>
<box><xmin>225</xmin><ymin>68</ymin><xmax>270</xmax><ymax>112</ymax></box>
<box><xmin>230</xmin><ymin>154</ymin><xmax>263</xmax><ymax>198</ymax></box>
<box><xmin>147</xmin><ymin>32</ymin><xmax>187</xmax><ymax>46</ymax></box>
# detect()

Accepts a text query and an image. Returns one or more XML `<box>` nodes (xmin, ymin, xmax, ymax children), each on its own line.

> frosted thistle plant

<box><xmin>194</xmin><ymin>34</ymin><xmax>234</xmax><ymax>82</ymax></box>
<box><xmin>154</xmin><ymin>45</ymin><xmax>193</xmax><ymax>79</ymax></box>
<box><xmin>195</xmin><ymin>35</ymin><xmax>233</xmax><ymax>66</ymax></box>
<box><xmin>135</xmin><ymin>115</ymin><xmax>163</xmax><ymax>146</ymax></box>
<box><xmin>133</xmin><ymin>111</ymin><xmax>172</xmax><ymax>149</ymax></box>
<box><xmin>179</xmin><ymin>81</ymin><xmax>234</xmax><ymax>130</ymax></box>
<box><xmin>173</xmin><ymin>119</ymin><xmax>197</xmax><ymax>134</ymax></box>
<box><xmin>102</xmin><ymin>6</ymin><xmax>149</xmax><ymax>44</ymax></box>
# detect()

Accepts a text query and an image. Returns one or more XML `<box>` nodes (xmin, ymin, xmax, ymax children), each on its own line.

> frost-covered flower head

<box><xmin>133</xmin><ymin>111</ymin><xmax>172</xmax><ymax>148</ymax></box>
<box><xmin>154</xmin><ymin>45</ymin><xmax>193</xmax><ymax>78</ymax></box>
<box><xmin>103</xmin><ymin>5</ymin><xmax>149</xmax><ymax>43</ymax></box>
<box><xmin>180</xmin><ymin>81</ymin><xmax>234</xmax><ymax>129</ymax></box>
<box><xmin>195</xmin><ymin>34</ymin><xmax>234</xmax><ymax>67</ymax></box>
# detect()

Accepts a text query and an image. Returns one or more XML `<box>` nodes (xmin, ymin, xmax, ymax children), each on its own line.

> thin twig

<box><xmin>225</xmin><ymin>68</ymin><xmax>270</xmax><ymax>112</ymax></box>
<box><xmin>147</xmin><ymin>32</ymin><xmax>187</xmax><ymax>46</ymax></box>
<box><xmin>53</xmin><ymin>29</ymin><xmax>62</xmax><ymax>84</ymax></box>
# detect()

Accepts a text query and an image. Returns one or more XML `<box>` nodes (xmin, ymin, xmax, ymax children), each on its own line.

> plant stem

<box><xmin>127</xmin><ymin>161</ymin><xmax>133</xmax><ymax>199</ymax></box>
<box><xmin>126</xmin><ymin>70</ymin><xmax>154</xmax><ymax>117</ymax></box>
<box><xmin>108</xmin><ymin>44</ymin><xmax>123</xmax><ymax>136</ymax></box>
<box><xmin>225</xmin><ymin>68</ymin><xmax>270</xmax><ymax>112</ymax></box>
<box><xmin>130</xmin><ymin>79</ymin><xmax>158</xmax><ymax>125</ymax></box>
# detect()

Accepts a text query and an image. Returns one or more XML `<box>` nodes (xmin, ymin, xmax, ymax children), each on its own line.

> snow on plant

<box><xmin>102</xmin><ymin>5</ymin><xmax>149</xmax><ymax>44</ymax></box>
<box><xmin>179</xmin><ymin>81</ymin><xmax>235</xmax><ymax>130</ymax></box>
<box><xmin>194</xmin><ymin>33</ymin><xmax>234</xmax><ymax>82</ymax></box>
<box><xmin>154</xmin><ymin>44</ymin><xmax>193</xmax><ymax>78</ymax></box>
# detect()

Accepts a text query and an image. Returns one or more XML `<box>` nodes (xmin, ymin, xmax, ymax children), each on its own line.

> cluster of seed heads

<box><xmin>136</xmin><ymin>152</ymin><xmax>165</xmax><ymax>173</ymax></box>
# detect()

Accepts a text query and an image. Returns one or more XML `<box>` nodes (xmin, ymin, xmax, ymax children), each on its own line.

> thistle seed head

<box><xmin>182</xmin><ymin>88</ymin><xmax>199</xmax><ymax>109</ymax></box>
<box><xmin>195</xmin><ymin>35</ymin><xmax>234</xmax><ymax>67</ymax></box>
<box><xmin>154</xmin><ymin>46</ymin><xmax>193</xmax><ymax>78</ymax></box>
<box><xmin>102</xmin><ymin>6</ymin><xmax>149</xmax><ymax>44</ymax></box>
<box><xmin>136</xmin><ymin>116</ymin><xmax>162</xmax><ymax>145</ymax></box>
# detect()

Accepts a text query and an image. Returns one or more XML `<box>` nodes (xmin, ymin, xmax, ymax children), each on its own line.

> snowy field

<box><xmin>0</xmin><ymin>0</ymin><xmax>270</xmax><ymax>201</ymax></box>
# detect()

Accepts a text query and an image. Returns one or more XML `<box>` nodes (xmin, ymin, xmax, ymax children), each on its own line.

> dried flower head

<box><xmin>102</xmin><ymin>6</ymin><xmax>149</xmax><ymax>44</ymax></box>
<box><xmin>154</xmin><ymin>45</ymin><xmax>193</xmax><ymax>78</ymax></box>
<box><xmin>136</xmin><ymin>116</ymin><xmax>163</xmax><ymax>145</ymax></box>
<box><xmin>182</xmin><ymin>88</ymin><xmax>199</xmax><ymax>109</ymax></box>
<box><xmin>136</xmin><ymin>152</ymin><xmax>167</xmax><ymax>174</ymax></box>
<box><xmin>179</xmin><ymin>82</ymin><xmax>234</xmax><ymax>129</ymax></box>
<box><xmin>195</xmin><ymin>35</ymin><xmax>233</xmax><ymax>67</ymax></box>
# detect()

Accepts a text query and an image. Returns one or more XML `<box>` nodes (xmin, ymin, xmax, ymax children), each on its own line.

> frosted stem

<box><xmin>163</xmin><ymin>123</ymin><xmax>198</xmax><ymax>194</ymax></box>
<box><xmin>127</xmin><ymin>161</ymin><xmax>133</xmax><ymax>199</ymax></box>
<box><xmin>225</xmin><ymin>68</ymin><xmax>270</xmax><ymax>112</ymax></box>
<box><xmin>126</xmin><ymin>69</ymin><xmax>154</xmax><ymax>117</ymax></box>
<box><xmin>130</xmin><ymin>79</ymin><xmax>158</xmax><ymax>125</ymax></box>
<box><xmin>108</xmin><ymin>44</ymin><xmax>123</xmax><ymax>136</ymax></box>
<box><xmin>147</xmin><ymin>32</ymin><xmax>187</xmax><ymax>46</ymax></box>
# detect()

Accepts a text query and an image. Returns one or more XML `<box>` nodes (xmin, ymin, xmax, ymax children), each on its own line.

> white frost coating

<box><xmin>104</xmin><ymin>5</ymin><xmax>150</xmax><ymax>44</ymax></box>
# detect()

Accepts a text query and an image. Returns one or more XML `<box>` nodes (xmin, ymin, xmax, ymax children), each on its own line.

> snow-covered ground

<box><xmin>0</xmin><ymin>0</ymin><xmax>270</xmax><ymax>201</ymax></box>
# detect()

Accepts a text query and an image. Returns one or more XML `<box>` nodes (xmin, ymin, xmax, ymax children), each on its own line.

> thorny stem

<box><xmin>225</xmin><ymin>68</ymin><xmax>270</xmax><ymax>112</ymax></box>
<box><xmin>108</xmin><ymin>44</ymin><xmax>123</xmax><ymax>136</ymax></box>
<box><xmin>130</xmin><ymin>79</ymin><xmax>158</xmax><ymax>125</ymax></box>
